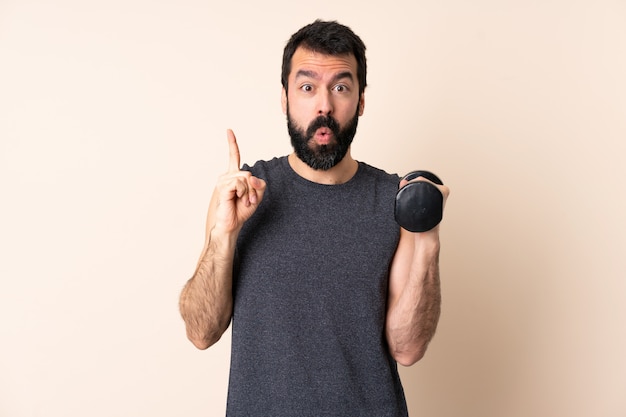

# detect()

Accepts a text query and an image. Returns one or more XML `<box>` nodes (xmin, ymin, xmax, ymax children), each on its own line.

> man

<box><xmin>179</xmin><ymin>19</ymin><xmax>450</xmax><ymax>416</ymax></box>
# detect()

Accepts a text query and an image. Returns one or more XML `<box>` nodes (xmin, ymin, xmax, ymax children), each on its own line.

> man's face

<box><xmin>282</xmin><ymin>47</ymin><xmax>364</xmax><ymax>171</ymax></box>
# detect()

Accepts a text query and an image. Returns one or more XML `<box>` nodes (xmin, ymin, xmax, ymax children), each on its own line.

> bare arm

<box><xmin>386</xmin><ymin>179</ymin><xmax>449</xmax><ymax>366</ymax></box>
<box><xmin>179</xmin><ymin>130</ymin><xmax>266</xmax><ymax>350</ymax></box>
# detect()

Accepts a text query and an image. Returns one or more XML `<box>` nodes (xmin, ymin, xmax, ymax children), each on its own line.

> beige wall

<box><xmin>1</xmin><ymin>0</ymin><xmax>625</xmax><ymax>416</ymax></box>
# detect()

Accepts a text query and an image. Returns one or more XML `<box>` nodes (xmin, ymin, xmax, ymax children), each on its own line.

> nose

<box><xmin>317</xmin><ymin>90</ymin><xmax>333</xmax><ymax>116</ymax></box>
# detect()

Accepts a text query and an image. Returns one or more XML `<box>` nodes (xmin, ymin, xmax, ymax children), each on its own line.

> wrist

<box><xmin>412</xmin><ymin>228</ymin><xmax>441</xmax><ymax>256</ymax></box>
<box><xmin>208</xmin><ymin>224</ymin><xmax>240</xmax><ymax>250</ymax></box>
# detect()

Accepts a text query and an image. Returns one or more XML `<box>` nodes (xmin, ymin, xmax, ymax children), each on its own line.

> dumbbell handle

<box><xmin>394</xmin><ymin>170</ymin><xmax>444</xmax><ymax>232</ymax></box>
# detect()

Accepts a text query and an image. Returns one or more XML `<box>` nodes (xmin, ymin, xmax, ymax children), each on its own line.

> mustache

<box><xmin>305</xmin><ymin>115</ymin><xmax>340</xmax><ymax>138</ymax></box>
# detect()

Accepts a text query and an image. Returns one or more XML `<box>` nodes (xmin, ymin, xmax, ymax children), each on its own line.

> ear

<box><xmin>281</xmin><ymin>88</ymin><xmax>287</xmax><ymax>115</ymax></box>
<box><xmin>358</xmin><ymin>93</ymin><xmax>365</xmax><ymax>116</ymax></box>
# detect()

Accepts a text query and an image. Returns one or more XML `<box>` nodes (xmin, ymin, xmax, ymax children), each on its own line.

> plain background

<box><xmin>1</xmin><ymin>0</ymin><xmax>625</xmax><ymax>416</ymax></box>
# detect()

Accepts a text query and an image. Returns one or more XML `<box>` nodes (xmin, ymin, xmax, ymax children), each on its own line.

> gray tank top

<box><xmin>227</xmin><ymin>156</ymin><xmax>407</xmax><ymax>417</ymax></box>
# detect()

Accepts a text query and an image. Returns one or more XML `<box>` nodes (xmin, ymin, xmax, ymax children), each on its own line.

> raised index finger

<box><xmin>227</xmin><ymin>129</ymin><xmax>241</xmax><ymax>172</ymax></box>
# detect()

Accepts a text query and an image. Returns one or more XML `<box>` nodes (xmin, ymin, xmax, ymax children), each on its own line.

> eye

<box><xmin>333</xmin><ymin>84</ymin><xmax>349</xmax><ymax>93</ymax></box>
<box><xmin>300</xmin><ymin>84</ymin><xmax>313</xmax><ymax>92</ymax></box>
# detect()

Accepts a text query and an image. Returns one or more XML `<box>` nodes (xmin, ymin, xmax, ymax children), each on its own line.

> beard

<box><xmin>287</xmin><ymin>104</ymin><xmax>360</xmax><ymax>171</ymax></box>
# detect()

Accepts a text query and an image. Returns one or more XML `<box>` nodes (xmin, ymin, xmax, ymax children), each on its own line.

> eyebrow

<box><xmin>295</xmin><ymin>69</ymin><xmax>355</xmax><ymax>84</ymax></box>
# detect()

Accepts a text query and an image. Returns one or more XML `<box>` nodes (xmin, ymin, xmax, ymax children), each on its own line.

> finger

<box><xmin>409</xmin><ymin>176</ymin><xmax>433</xmax><ymax>186</ymax></box>
<box><xmin>248</xmin><ymin>176</ymin><xmax>266</xmax><ymax>205</ymax></box>
<box><xmin>399</xmin><ymin>176</ymin><xmax>426</xmax><ymax>189</ymax></box>
<box><xmin>234</xmin><ymin>177</ymin><xmax>249</xmax><ymax>200</ymax></box>
<box><xmin>227</xmin><ymin>129</ymin><xmax>241</xmax><ymax>173</ymax></box>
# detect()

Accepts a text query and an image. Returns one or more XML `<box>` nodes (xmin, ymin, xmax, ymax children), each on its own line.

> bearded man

<box><xmin>179</xmin><ymin>19</ymin><xmax>450</xmax><ymax>417</ymax></box>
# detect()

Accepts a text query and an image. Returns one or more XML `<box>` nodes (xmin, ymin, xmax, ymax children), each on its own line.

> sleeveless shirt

<box><xmin>226</xmin><ymin>156</ymin><xmax>407</xmax><ymax>417</ymax></box>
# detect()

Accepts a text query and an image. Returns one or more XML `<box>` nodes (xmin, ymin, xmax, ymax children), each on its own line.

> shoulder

<box><xmin>356</xmin><ymin>161</ymin><xmax>401</xmax><ymax>189</ymax></box>
<box><xmin>241</xmin><ymin>156</ymin><xmax>288</xmax><ymax>181</ymax></box>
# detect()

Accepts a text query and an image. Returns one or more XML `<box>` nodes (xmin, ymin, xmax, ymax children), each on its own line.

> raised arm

<box><xmin>385</xmin><ymin>178</ymin><xmax>449</xmax><ymax>366</ymax></box>
<box><xmin>179</xmin><ymin>130</ymin><xmax>266</xmax><ymax>350</ymax></box>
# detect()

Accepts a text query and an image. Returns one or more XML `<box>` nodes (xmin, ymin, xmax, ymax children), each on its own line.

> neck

<box><xmin>288</xmin><ymin>150</ymin><xmax>358</xmax><ymax>185</ymax></box>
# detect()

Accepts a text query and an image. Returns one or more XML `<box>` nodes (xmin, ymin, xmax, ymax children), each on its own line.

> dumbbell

<box><xmin>394</xmin><ymin>170</ymin><xmax>444</xmax><ymax>232</ymax></box>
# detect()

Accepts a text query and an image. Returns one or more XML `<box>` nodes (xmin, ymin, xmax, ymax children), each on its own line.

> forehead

<box><xmin>289</xmin><ymin>47</ymin><xmax>358</xmax><ymax>81</ymax></box>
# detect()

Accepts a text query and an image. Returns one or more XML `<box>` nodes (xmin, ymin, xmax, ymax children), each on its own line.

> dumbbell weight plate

<box><xmin>394</xmin><ymin>170</ymin><xmax>444</xmax><ymax>232</ymax></box>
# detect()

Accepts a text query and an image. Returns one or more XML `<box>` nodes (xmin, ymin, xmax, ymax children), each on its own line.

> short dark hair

<box><xmin>281</xmin><ymin>20</ymin><xmax>367</xmax><ymax>96</ymax></box>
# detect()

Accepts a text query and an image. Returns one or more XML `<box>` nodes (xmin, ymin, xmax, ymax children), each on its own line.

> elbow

<box><xmin>179</xmin><ymin>304</ymin><xmax>232</xmax><ymax>350</ymax></box>
<box><xmin>186</xmin><ymin>329</ymin><xmax>223</xmax><ymax>350</ymax></box>
<box><xmin>188</xmin><ymin>336</ymin><xmax>212</xmax><ymax>350</ymax></box>
<box><xmin>393</xmin><ymin>348</ymin><xmax>425</xmax><ymax>367</ymax></box>
<box><xmin>184</xmin><ymin>318</ymin><xmax>230</xmax><ymax>350</ymax></box>
<box><xmin>386</xmin><ymin>325</ymin><xmax>431</xmax><ymax>366</ymax></box>
<box><xmin>190</xmin><ymin>340</ymin><xmax>210</xmax><ymax>350</ymax></box>
<box><xmin>386</xmin><ymin>309</ymin><xmax>440</xmax><ymax>366</ymax></box>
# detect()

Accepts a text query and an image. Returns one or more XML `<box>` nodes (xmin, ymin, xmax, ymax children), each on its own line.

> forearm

<box><xmin>386</xmin><ymin>231</ymin><xmax>441</xmax><ymax>366</ymax></box>
<box><xmin>179</xmin><ymin>228</ymin><xmax>237</xmax><ymax>350</ymax></box>
<box><xmin>179</xmin><ymin>129</ymin><xmax>266</xmax><ymax>349</ymax></box>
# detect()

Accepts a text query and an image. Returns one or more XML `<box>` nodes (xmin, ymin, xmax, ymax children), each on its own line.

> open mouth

<box><xmin>313</xmin><ymin>127</ymin><xmax>334</xmax><ymax>145</ymax></box>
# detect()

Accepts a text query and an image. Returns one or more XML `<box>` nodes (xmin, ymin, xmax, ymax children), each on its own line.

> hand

<box><xmin>211</xmin><ymin>129</ymin><xmax>266</xmax><ymax>234</ymax></box>
<box><xmin>399</xmin><ymin>175</ymin><xmax>450</xmax><ymax>210</ymax></box>
<box><xmin>397</xmin><ymin>174</ymin><xmax>450</xmax><ymax>234</ymax></box>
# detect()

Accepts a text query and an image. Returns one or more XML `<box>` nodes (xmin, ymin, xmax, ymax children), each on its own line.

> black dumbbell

<box><xmin>394</xmin><ymin>170</ymin><xmax>444</xmax><ymax>232</ymax></box>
